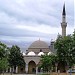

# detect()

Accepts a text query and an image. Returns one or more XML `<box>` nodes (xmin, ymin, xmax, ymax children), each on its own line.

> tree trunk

<box><xmin>2</xmin><ymin>70</ymin><xmax>4</xmax><ymax>75</ymax></box>
<box><xmin>10</xmin><ymin>67</ymin><xmax>13</xmax><ymax>75</ymax></box>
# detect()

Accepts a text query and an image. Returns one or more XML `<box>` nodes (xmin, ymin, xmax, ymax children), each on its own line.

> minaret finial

<box><xmin>62</xmin><ymin>3</ymin><xmax>66</xmax><ymax>15</ymax></box>
<box><xmin>61</xmin><ymin>3</ymin><xmax>67</xmax><ymax>37</ymax></box>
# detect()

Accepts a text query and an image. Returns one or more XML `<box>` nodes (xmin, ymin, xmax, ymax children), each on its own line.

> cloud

<box><xmin>0</xmin><ymin>0</ymin><xmax>74</xmax><ymax>52</ymax></box>
<box><xmin>0</xmin><ymin>0</ymin><xmax>74</xmax><ymax>26</ymax></box>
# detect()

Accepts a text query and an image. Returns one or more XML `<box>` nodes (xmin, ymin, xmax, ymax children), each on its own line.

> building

<box><xmin>24</xmin><ymin>40</ymin><xmax>51</xmax><ymax>74</ymax></box>
<box><xmin>8</xmin><ymin>4</ymin><xmax>67</xmax><ymax>74</ymax></box>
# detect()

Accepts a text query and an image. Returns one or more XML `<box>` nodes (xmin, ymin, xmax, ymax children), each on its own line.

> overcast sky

<box><xmin>0</xmin><ymin>0</ymin><xmax>74</xmax><ymax>52</ymax></box>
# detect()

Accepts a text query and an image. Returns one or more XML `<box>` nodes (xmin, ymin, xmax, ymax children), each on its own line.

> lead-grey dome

<box><xmin>29</xmin><ymin>40</ymin><xmax>49</xmax><ymax>49</ymax></box>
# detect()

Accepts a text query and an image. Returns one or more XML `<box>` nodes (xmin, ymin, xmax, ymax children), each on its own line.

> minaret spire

<box><xmin>62</xmin><ymin>3</ymin><xmax>66</xmax><ymax>15</ymax></box>
<box><xmin>61</xmin><ymin>3</ymin><xmax>67</xmax><ymax>37</ymax></box>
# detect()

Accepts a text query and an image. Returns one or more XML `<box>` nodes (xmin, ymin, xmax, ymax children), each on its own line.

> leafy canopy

<box><xmin>8</xmin><ymin>45</ymin><xmax>25</xmax><ymax>67</ymax></box>
<box><xmin>54</xmin><ymin>33</ymin><xmax>75</xmax><ymax>67</ymax></box>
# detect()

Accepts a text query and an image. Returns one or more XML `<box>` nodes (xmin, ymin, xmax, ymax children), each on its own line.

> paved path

<box><xmin>1</xmin><ymin>73</ymin><xmax>75</xmax><ymax>75</ymax></box>
<box><xmin>1</xmin><ymin>74</ymin><xmax>36</xmax><ymax>75</ymax></box>
<box><xmin>18</xmin><ymin>74</ymin><xmax>36</xmax><ymax>75</ymax></box>
<box><xmin>15</xmin><ymin>74</ymin><xmax>36</xmax><ymax>75</ymax></box>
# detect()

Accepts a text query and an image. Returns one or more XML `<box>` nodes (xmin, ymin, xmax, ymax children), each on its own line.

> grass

<box><xmin>39</xmin><ymin>72</ymin><xmax>75</xmax><ymax>75</ymax></box>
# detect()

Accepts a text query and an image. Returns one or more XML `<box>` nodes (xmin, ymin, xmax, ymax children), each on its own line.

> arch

<box><xmin>28</xmin><ymin>60</ymin><xmax>36</xmax><ymax>74</ymax></box>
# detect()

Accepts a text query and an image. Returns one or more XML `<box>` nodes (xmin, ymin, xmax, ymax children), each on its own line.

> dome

<box><xmin>38</xmin><ymin>52</ymin><xmax>44</xmax><ymax>56</ymax></box>
<box><xmin>48</xmin><ymin>52</ymin><xmax>53</xmax><ymax>55</ymax></box>
<box><xmin>29</xmin><ymin>40</ymin><xmax>49</xmax><ymax>49</ymax></box>
<box><xmin>27</xmin><ymin>51</ymin><xmax>36</xmax><ymax>56</ymax></box>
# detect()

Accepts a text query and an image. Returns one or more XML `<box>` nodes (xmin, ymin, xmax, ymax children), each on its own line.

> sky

<box><xmin>0</xmin><ymin>0</ymin><xmax>74</xmax><ymax>52</ymax></box>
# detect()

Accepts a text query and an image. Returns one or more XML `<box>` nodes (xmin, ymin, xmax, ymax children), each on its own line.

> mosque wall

<box><xmin>24</xmin><ymin>55</ymin><xmax>41</xmax><ymax>65</ymax></box>
<box><xmin>28</xmin><ymin>48</ymin><xmax>50</xmax><ymax>54</ymax></box>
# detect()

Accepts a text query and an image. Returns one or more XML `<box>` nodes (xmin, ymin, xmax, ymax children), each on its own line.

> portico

<box><xmin>24</xmin><ymin>55</ymin><xmax>40</xmax><ymax>74</ymax></box>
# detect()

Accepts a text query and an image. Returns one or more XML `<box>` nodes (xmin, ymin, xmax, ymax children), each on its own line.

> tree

<box><xmin>40</xmin><ymin>54</ymin><xmax>57</xmax><ymax>72</ymax></box>
<box><xmin>72</xmin><ymin>31</ymin><xmax>75</xmax><ymax>64</ymax></box>
<box><xmin>0</xmin><ymin>42</ymin><xmax>9</xmax><ymax>75</ymax></box>
<box><xmin>54</xmin><ymin>34</ymin><xmax>75</xmax><ymax>72</ymax></box>
<box><xmin>8</xmin><ymin>45</ymin><xmax>25</xmax><ymax>73</ymax></box>
<box><xmin>0</xmin><ymin>58</ymin><xmax>9</xmax><ymax>75</ymax></box>
<box><xmin>0</xmin><ymin>42</ymin><xmax>7</xmax><ymax>59</ymax></box>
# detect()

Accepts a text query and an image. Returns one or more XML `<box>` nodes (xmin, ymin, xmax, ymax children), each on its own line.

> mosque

<box><xmin>9</xmin><ymin>4</ymin><xmax>67</xmax><ymax>74</ymax></box>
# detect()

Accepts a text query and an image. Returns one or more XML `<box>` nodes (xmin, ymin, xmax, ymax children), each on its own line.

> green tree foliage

<box><xmin>8</xmin><ymin>45</ymin><xmax>25</xmax><ymax>68</ymax></box>
<box><xmin>0</xmin><ymin>57</ymin><xmax>9</xmax><ymax>71</ymax></box>
<box><xmin>0</xmin><ymin>42</ymin><xmax>7</xmax><ymax>59</ymax></box>
<box><xmin>72</xmin><ymin>31</ymin><xmax>75</xmax><ymax>64</ymax></box>
<box><xmin>54</xmin><ymin>34</ymin><xmax>75</xmax><ymax>68</ymax></box>
<box><xmin>0</xmin><ymin>42</ymin><xmax>9</xmax><ymax>74</ymax></box>
<box><xmin>40</xmin><ymin>54</ymin><xmax>56</xmax><ymax>72</ymax></box>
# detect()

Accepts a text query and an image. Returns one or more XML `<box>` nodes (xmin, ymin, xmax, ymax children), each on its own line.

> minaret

<box><xmin>61</xmin><ymin>4</ymin><xmax>67</xmax><ymax>37</ymax></box>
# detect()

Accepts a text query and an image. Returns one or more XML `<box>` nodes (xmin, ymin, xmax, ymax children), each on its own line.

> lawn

<box><xmin>39</xmin><ymin>72</ymin><xmax>75</xmax><ymax>75</ymax></box>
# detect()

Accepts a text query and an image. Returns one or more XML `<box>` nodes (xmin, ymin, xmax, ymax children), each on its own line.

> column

<box><xmin>13</xmin><ymin>66</ymin><xmax>14</xmax><ymax>73</ymax></box>
<box><xmin>56</xmin><ymin>66</ymin><xmax>57</xmax><ymax>72</ymax></box>
<box><xmin>10</xmin><ymin>67</ymin><xmax>11</xmax><ymax>73</ymax></box>
<box><xmin>25</xmin><ymin>63</ymin><xmax>28</xmax><ymax>73</ymax></box>
<box><xmin>6</xmin><ymin>68</ymin><xmax>8</xmax><ymax>73</ymax></box>
<box><xmin>55</xmin><ymin>63</ymin><xmax>58</xmax><ymax>72</ymax></box>
<box><xmin>58</xmin><ymin>70</ymin><xmax>60</xmax><ymax>75</ymax></box>
<box><xmin>16</xmin><ymin>66</ymin><xmax>18</xmax><ymax>73</ymax></box>
<box><xmin>36</xmin><ymin>66</ymin><xmax>38</xmax><ymax>74</ymax></box>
